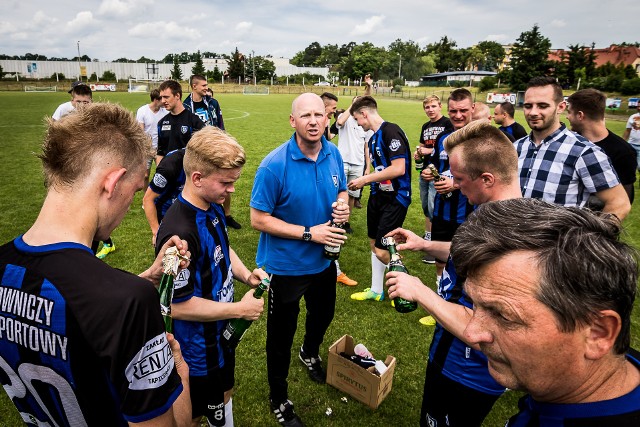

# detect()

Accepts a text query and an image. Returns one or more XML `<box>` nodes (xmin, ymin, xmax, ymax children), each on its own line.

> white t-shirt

<box><xmin>52</xmin><ymin>101</ymin><xmax>75</xmax><ymax>121</ymax></box>
<box><xmin>626</xmin><ymin>113</ymin><xmax>640</xmax><ymax>145</ymax></box>
<box><xmin>336</xmin><ymin>113</ymin><xmax>373</xmax><ymax>166</ymax></box>
<box><xmin>136</xmin><ymin>104</ymin><xmax>167</xmax><ymax>150</ymax></box>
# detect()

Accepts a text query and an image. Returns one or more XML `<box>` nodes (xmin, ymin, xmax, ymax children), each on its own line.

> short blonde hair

<box><xmin>183</xmin><ymin>127</ymin><xmax>246</xmax><ymax>176</ymax></box>
<box><xmin>40</xmin><ymin>103</ymin><xmax>153</xmax><ymax>189</ymax></box>
<box><xmin>423</xmin><ymin>95</ymin><xmax>441</xmax><ymax>108</ymax></box>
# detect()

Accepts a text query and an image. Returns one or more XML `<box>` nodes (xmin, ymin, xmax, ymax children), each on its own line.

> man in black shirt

<box><xmin>157</xmin><ymin>79</ymin><xmax>205</xmax><ymax>162</ymax></box>
<box><xmin>567</xmin><ymin>88</ymin><xmax>637</xmax><ymax>205</ymax></box>
<box><xmin>493</xmin><ymin>101</ymin><xmax>528</xmax><ymax>140</ymax></box>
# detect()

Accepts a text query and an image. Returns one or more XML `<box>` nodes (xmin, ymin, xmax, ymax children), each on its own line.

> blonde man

<box><xmin>156</xmin><ymin>126</ymin><xmax>267</xmax><ymax>427</ymax></box>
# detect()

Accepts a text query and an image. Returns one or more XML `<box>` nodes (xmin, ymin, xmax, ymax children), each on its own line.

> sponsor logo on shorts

<box><xmin>174</xmin><ymin>268</ymin><xmax>190</xmax><ymax>290</ymax></box>
<box><xmin>153</xmin><ymin>174</ymin><xmax>168</xmax><ymax>188</ymax></box>
<box><xmin>125</xmin><ymin>333</ymin><xmax>174</xmax><ymax>390</ymax></box>
<box><xmin>181</xmin><ymin>126</ymin><xmax>188</xmax><ymax>134</ymax></box>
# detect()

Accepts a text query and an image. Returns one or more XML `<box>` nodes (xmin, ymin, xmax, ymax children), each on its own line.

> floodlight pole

<box><xmin>77</xmin><ymin>41</ymin><xmax>82</xmax><ymax>81</ymax></box>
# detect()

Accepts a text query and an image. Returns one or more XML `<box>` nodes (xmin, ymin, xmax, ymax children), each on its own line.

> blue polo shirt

<box><xmin>251</xmin><ymin>133</ymin><xmax>347</xmax><ymax>275</ymax></box>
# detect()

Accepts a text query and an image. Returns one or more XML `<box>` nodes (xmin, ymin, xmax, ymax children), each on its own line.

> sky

<box><xmin>2</xmin><ymin>0</ymin><xmax>638</xmax><ymax>62</ymax></box>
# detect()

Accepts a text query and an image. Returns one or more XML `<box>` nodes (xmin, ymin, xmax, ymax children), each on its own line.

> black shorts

<box><xmin>431</xmin><ymin>218</ymin><xmax>461</xmax><ymax>263</ymax></box>
<box><xmin>367</xmin><ymin>193</ymin><xmax>408</xmax><ymax>250</ymax></box>
<box><xmin>190</xmin><ymin>348</ymin><xmax>236</xmax><ymax>425</ymax></box>
<box><xmin>420</xmin><ymin>361</ymin><xmax>500</xmax><ymax>427</ymax></box>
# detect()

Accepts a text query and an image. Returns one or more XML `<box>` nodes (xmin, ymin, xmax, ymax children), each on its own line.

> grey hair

<box><xmin>451</xmin><ymin>198</ymin><xmax>637</xmax><ymax>354</ymax></box>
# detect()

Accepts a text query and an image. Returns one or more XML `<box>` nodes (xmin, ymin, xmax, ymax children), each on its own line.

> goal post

<box><xmin>24</xmin><ymin>86</ymin><xmax>57</xmax><ymax>93</ymax></box>
<box><xmin>128</xmin><ymin>79</ymin><xmax>161</xmax><ymax>93</ymax></box>
<box><xmin>242</xmin><ymin>85</ymin><xmax>270</xmax><ymax>95</ymax></box>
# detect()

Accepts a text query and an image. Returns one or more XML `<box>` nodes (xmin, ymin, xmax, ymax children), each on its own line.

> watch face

<box><xmin>303</xmin><ymin>232</ymin><xmax>312</xmax><ymax>241</ymax></box>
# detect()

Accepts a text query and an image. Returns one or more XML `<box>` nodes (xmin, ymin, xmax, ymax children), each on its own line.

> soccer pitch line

<box><xmin>224</xmin><ymin>109</ymin><xmax>250</xmax><ymax>121</ymax></box>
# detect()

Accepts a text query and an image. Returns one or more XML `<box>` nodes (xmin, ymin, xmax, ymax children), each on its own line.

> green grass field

<box><xmin>0</xmin><ymin>90</ymin><xmax>637</xmax><ymax>427</ymax></box>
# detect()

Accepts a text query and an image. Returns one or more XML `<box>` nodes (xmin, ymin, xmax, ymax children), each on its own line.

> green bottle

<box><xmin>427</xmin><ymin>164</ymin><xmax>453</xmax><ymax>199</ymax></box>
<box><xmin>323</xmin><ymin>198</ymin><xmax>346</xmax><ymax>260</ymax></box>
<box><xmin>384</xmin><ymin>237</ymin><xmax>418</xmax><ymax>313</ymax></box>
<box><xmin>222</xmin><ymin>277</ymin><xmax>270</xmax><ymax>349</ymax></box>
<box><xmin>414</xmin><ymin>146</ymin><xmax>424</xmax><ymax>171</ymax></box>
<box><xmin>158</xmin><ymin>246</ymin><xmax>188</xmax><ymax>333</ymax></box>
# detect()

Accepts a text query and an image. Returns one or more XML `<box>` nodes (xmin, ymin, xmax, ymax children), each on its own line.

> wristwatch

<box><xmin>302</xmin><ymin>226</ymin><xmax>312</xmax><ymax>242</ymax></box>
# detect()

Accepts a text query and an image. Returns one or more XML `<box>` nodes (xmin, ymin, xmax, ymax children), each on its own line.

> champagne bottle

<box><xmin>158</xmin><ymin>246</ymin><xmax>188</xmax><ymax>333</ymax></box>
<box><xmin>427</xmin><ymin>164</ymin><xmax>453</xmax><ymax>199</ymax></box>
<box><xmin>221</xmin><ymin>277</ymin><xmax>270</xmax><ymax>349</ymax></box>
<box><xmin>414</xmin><ymin>145</ymin><xmax>424</xmax><ymax>171</ymax></box>
<box><xmin>384</xmin><ymin>237</ymin><xmax>418</xmax><ymax>313</ymax></box>
<box><xmin>323</xmin><ymin>198</ymin><xmax>346</xmax><ymax>260</ymax></box>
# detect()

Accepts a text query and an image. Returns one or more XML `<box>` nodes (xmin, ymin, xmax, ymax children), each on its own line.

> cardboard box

<box><xmin>327</xmin><ymin>334</ymin><xmax>396</xmax><ymax>409</ymax></box>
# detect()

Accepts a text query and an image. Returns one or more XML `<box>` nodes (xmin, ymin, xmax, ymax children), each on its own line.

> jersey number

<box><xmin>0</xmin><ymin>355</ymin><xmax>87</xmax><ymax>426</ymax></box>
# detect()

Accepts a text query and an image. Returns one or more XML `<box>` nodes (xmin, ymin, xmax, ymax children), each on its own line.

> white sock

<box><xmin>371</xmin><ymin>252</ymin><xmax>386</xmax><ymax>294</ymax></box>
<box><xmin>335</xmin><ymin>260</ymin><xmax>342</xmax><ymax>276</ymax></box>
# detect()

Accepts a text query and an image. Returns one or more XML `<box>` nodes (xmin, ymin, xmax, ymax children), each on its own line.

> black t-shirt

<box><xmin>419</xmin><ymin>116</ymin><xmax>454</xmax><ymax>148</ymax></box>
<box><xmin>500</xmin><ymin>122</ymin><xmax>528</xmax><ymax>140</ymax></box>
<box><xmin>594</xmin><ymin>130</ymin><xmax>637</xmax><ymax>185</ymax></box>
<box><xmin>148</xmin><ymin>149</ymin><xmax>186</xmax><ymax>221</ymax></box>
<box><xmin>0</xmin><ymin>237</ymin><xmax>182</xmax><ymax>425</ymax></box>
<box><xmin>157</xmin><ymin>109</ymin><xmax>205</xmax><ymax>156</ymax></box>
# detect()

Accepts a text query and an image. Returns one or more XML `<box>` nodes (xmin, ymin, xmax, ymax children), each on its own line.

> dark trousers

<box><xmin>420</xmin><ymin>360</ymin><xmax>501</xmax><ymax>427</ymax></box>
<box><xmin>266</xmin><ymin>263</ymin><xmax>337</xmax><ymax>403</ymax></box>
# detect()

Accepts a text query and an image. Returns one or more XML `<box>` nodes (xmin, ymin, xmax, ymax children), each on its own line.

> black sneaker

<box><xmin>299</xmin><ymin>346</ymin><xmax>326</xmax><ymax>383</ymax></box>
<box><xmin>271</xmin><ymin>399</ymin><xmax>304</xmax><ymax>427</ymax></box>
<box><xmin>225</xmin><ymin>215</ymin><xmax>242</xmax><ymax>230</ymax></box>
<box><xmin>344</xmin><ymin>221</ymin><xmax>353</xmax><ymax>234</ymax></box>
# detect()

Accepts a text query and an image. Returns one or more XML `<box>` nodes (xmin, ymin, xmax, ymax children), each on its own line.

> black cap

<box><xmin>68</xmin><ymin>81</ymin><xmax>86</xmax><ymax>93</ymax></box>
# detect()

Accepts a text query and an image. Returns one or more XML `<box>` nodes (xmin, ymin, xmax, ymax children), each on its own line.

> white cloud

<box><xmin>98</xmin><ymin>0</ymin><xmax>153</xmax><ymax>18</ymax></box>
<box><xmin>350</xmin><ymin>15</ymin><xmax>385</xmax><ymax>36</ymax></box>
<box><xmin>0</xmin><ymin>21</ymin><xmax>18</xmax><ymax>35</ymax></box>
<box><xmin>128</xmin><ymin>21</ymin><xmax>201</xmax><ymax>41</ymax></box>
<box><xmin>65</xmin><ymin>11</ymin><xmax>95</xmax><ymax>32</ymax></box>
<box><xmin>33</xmin><ymin>11</ymin><xmax>57</xmax><ymax>26</ymax></box>
<box><xmin>485</xmin><ymin>34</ymin><xmax>508</xmax><ymax>42</ymax></box>
<box><xmin>236</xmin><ymin>21</ymin><xmax>252</xmax><ymax>31</ymax></box>
<box><xmin>551</xmin><ymin>19</ymin><xmax>566</xmax><ymax>28</ymax></box>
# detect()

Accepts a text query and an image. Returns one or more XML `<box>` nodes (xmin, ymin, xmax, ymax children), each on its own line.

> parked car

<box><xmin>313</xmin><ymin>81</ymin><xmax>331</xmax><ymax>86</ymax></box>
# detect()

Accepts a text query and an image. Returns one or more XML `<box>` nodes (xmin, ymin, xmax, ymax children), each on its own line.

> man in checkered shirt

<box><xmin>514</xmin><ymin>76</ymin><xmax>631</xmax><ymax>220</ymax></box>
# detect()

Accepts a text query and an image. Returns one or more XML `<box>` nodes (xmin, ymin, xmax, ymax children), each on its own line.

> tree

<box><xmin>191</xmin><ymin>50</ymin><xmax>205</xmax><ymax>76</ymax></box>
<box><xmin>208</xmin><ymin>66</ymin><xmax>222</xmax><ymax>82</ymax></box>
<box><xmin>426</xmin><ymin>36</ymin><xmax>463</xmax><ymax>72</ymax></box>
<box><xmin>508</xmin><ymin>24</ymin><xmax>552</xmax><ymax>91</ymax></box>
<box><xmin>171</xmin><ymin>55</ymin><xmax>182</xmax><ymax>80</ymax></box>
<box><xmin>101</xmin><ymin>70</ymin><xmax>116</xmax><ymax>81</ymax></box>
<box><xmin>254</xmin><ymin>56</ymin><xmax>276</xmax><ymax>82</ymax></box>
<box><xmin>226</xmin><ymin>48</ymin><xmax>245</xmax><ymax>81</ymax></box>
<box><xmin>386</xmin><ymin>39</ymin><xmax>424</xmax><ymax>80</ymax></box>
<box><xmin>476</xmin><ymin>41</ymin><xmax>506</xmax><ymax>71</ymax></box>
<box><xmin>342</xmin><ymin>42</ymin><xmax>386</xmax><ymax>80</ymax></box>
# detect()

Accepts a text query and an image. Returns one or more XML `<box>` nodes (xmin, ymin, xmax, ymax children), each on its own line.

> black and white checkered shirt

<box><xmin>514</xmin><ymin>124</ymin><xmax>619</xmax><ymax>207</ymax></box>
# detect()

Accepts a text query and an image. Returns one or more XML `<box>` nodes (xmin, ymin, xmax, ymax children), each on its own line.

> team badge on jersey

<box><xmin>125</xmin><ymin>333</ymin><xmax>174</xmax><ymax>390</ymax></box>
<box><xmin>174</xmin><ymin>268</ymin><xmax>190</xmax><ymax>290</ymax></box>
<box><xmin>214</xmin><ymin>245</ymin><xmax>224</xmax><ymax>265</ymax></box>
<box><xmin>153</xmin><ymin>173</ymin><xmax>168</xmax><ymax>188</ymax></box>
<box><xmin>181</xmin><ymin>126</ymin><xmax>188</xmax><ymax>134</ymax></box>
<box><xmin>390</xmin><ymin>139</ymin><xmax>401</xmax><ymax>151</ymax></box>
<box><xmin>332</xmin><ymin>175</ymin><xmax>338</xmax><ymax>187</ymax></box>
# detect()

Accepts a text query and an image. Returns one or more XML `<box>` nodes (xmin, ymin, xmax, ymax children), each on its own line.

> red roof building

<box><xmin>549</xmin><ymin>45</ymin><xmax>640</xmax><ymax>75</ymax></box>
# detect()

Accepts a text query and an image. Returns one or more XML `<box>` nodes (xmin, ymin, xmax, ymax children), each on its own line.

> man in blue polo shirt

<box><xmin>250</xmin><ymin>93</ymin><xmax>349</xmax><ymax>427</ymax></box>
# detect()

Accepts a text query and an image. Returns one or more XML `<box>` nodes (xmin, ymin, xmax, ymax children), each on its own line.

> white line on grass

<box><xmin>223</xmin><ymin>109</ymin><xmax>250</xmax><ymax>121</ymax></box>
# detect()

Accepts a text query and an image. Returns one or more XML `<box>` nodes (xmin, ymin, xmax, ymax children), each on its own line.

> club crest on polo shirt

<box><xmin>125</xmin><ymin>333</ymin><xmax>174</xmax><ymax>390</ymax></box>
<box><xmin>390</xmin><ymin>139</ymin><xmax>401</xmax><ymax>151</ymax></box>
<box><xmin>181</xmin><ymin>126</ymin><xmax>188</xmax><ymax>134</ymax></box>
<box><xmin>332</xmin><ymin>175</ymin><xmax>338</xmax><ymax>187</ymax></box>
